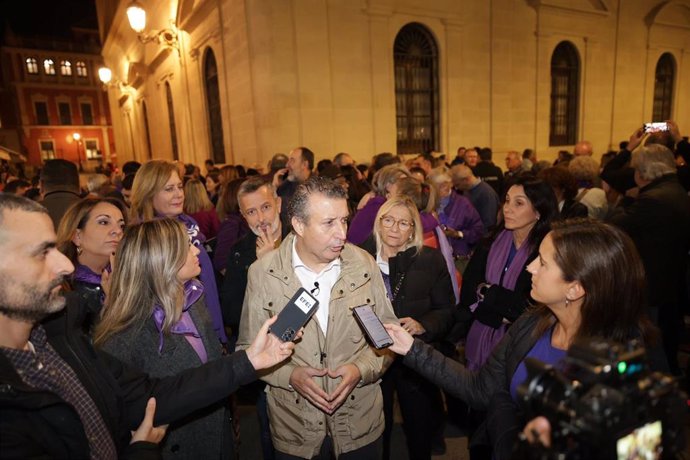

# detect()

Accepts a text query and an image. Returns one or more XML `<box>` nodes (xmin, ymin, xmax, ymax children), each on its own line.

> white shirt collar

<box><xmin>291</xmin><ymin>236</ymin><xmax>341</xmax><ymax>275</ymax></box>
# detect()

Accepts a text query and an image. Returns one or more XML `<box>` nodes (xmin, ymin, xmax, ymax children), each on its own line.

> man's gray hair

<box><xmin>287</xmin><ymin>176</ymin><xmax>347</xmax><ymax>223</ymax></box>
<box><xmin>237</xmin><ymin>176</ymin><xmax>277</xmax><ymax>200</ymax></box>
<box><xmin>631</xmin><ymin>144</ymin><xmax>676</xmax><ymax>181</ymax></box>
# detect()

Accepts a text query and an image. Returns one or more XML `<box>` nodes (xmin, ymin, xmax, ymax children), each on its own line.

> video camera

<box><xmin>516</xmin><ymin>338</ymin><xmax>686</xmax><ymax>459</ymax></box>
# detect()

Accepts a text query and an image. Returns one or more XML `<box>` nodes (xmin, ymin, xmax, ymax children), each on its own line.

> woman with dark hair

<box><xmin>213</xmin><ymin>178</ymin><xmax>249</xmax><ymax>273</ymax></box>
<box><xmin>537</xmin><ymin>166</ymin><xmax>588</xmax><ymax>219</ymax></box>
<box><xmin>57</xmin><ymin>197</ymin><xmax>127</xmax><ymax>332</ymax></box>
<box><xmin>459</xmin><ymin>176</ymin><xmax>558</xmax><ymax>371</ymax></box>
<box><xmin>384</xmin><ymin>219</ymin><xmax>660</xmax><ymax>459</ymax></box>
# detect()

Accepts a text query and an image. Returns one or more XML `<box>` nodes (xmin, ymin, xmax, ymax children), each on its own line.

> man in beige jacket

<box><xmin>237</xmin><ymin>176</ymin><xmax>397</xmax><ymax>459</ymax></box>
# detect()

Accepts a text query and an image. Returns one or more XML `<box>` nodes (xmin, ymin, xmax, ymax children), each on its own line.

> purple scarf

<box><xmin>465</xmin><ymin>230</ymin><xmax>532</xmax><ymax>371</ymax></box>
<box><xmin>152</xmin><ymin>279</ymin><xmax>208</xmax><ymax>363</ymax></box>
<box><xmin>176</xmin><ymin>213</ymin><xmax>228</xmax><ymax>344</ymax></box>
<box><xmin>178</xmin><ymin>213</ymin><xmax>207</xmax><ymax>245</ymax></box>
<box><xmin>73</xmin><ymin>264</ymin><xmax>103</xmax><ymax>286</ymax></box>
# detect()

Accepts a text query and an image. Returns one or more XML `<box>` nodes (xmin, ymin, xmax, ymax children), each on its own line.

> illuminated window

<box><xmin>85</xmin><ymin>139</ymin><xmax>100</xmax><ymax>159</ymax></box>
<box><xmin>549</xmin><ymin>41</ymin><xmax>580</xmax><ymax>146</ymax></box>
<box><xmin>43</xmin><ymin>59</ymin><xmax>56</xmax><ymax>75</ymax></box>
<box><xmin>26</xmin><ymin>57</ymin><xmax>38</xmax><ymax>74</ymax></box>
<box><xmin>652</xmin><ymin>53</ymin><xmax>675</xmax><ymax>122</ymax></box>
<box><xmin>60</xmin><ymin>60</ymin><xmax>72</xmax><ymax>76</ymax></box>
<box><xmin>394</xmin><ymin>23</ymin><xmax>439</xmax><ymax>154</ymax></box>
<box><xmin>76</xmin><ymin>61</ymin><xmax>88</xmax><ymax>77</ymax></box>
<box><xmin>40</xmin><ymin>140</ymin><xmax>56</xmax><ymax>160</ymax></box>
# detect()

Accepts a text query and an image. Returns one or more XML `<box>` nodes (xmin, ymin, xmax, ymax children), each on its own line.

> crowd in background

<box><xmin>1</xmin><ymin>118</ymin><xmax>689</xmax><ymax>460</ymax></box>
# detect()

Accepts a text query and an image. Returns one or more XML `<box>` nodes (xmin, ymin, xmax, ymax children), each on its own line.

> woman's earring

<box><xmin>565</xmin><ymin>297</ymin><xmax>570</xmax><ymax>308</ymax></box>
<box><xmin>76</xmin><ymin>245</ymin><xmax>83</xmax><ymax>256</ymax></box>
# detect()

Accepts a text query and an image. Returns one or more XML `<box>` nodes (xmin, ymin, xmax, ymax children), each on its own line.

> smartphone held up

<box><xmin>642</xmin><ymin>122</ymin><xmax>668</xmax><ymax>133</ymax></box>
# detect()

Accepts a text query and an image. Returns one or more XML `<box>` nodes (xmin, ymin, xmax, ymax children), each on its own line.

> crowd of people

<box><xmin>0</xmin><ymin>119</ymin><xmax>689</xmax><ymax>460</ymax></box>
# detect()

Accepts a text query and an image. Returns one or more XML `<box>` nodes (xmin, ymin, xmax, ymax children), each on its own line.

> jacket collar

<box><xmin>266</xmin><ymin>233</ymin><xmax>374</xmax><ymax>301</ymax></box>
<box><xmin>639</xmin><ymin>173</ymin><xmax>678</xmax><ymax>193</ymax></box>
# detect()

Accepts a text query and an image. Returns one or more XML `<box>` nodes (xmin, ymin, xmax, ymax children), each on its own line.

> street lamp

<box><xmin>126</xmin><ymin>0</ymin><xmax>179</xmax><ymax>52</ymax></box>
<box><xmin>72</xmin><ymin>132</ymin><xmax>83</xmax><ymax>172</ymax></box>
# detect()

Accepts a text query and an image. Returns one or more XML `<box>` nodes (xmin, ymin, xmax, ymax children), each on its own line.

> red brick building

<box><xmin>0</xmin><ymin>27</ymin><xmax>115</xmax><ymax>172</ymax></box>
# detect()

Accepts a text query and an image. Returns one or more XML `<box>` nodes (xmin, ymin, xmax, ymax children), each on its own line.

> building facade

<box><xmin>0</xmin><ymin>27</ymin><xmax>115</xmax><ymax>171</ymax></box>
<box><xmin>96</xmin><ymin>0</ymin><xmax>690</xmax><ymax>168</ymax></box>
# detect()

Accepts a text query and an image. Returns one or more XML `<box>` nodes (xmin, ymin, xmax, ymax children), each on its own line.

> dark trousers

<box><xmin>275</xmin><ymin>436</ymin><xmax>382</xmax><ymax>460</ymax></box>
<box><xmin>381</xmin><ymin>361</ymin><xmax>444</xmax><ymax>460</ymax></box>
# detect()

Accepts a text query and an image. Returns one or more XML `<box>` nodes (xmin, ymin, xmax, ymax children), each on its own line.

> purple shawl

<box><xmin>465</xmin><ymin>229</ymin><xmax>532</xmax><ymax>371</ymax></box>
<box><xmin>152</xmin><ymin>279</ymin><xmax>208</xmax><ymax>363</ymax></box>
<box><xmin>177</xmin><ymin>214</ymin><xmax>228</xmax><ymax>344</ymax></box>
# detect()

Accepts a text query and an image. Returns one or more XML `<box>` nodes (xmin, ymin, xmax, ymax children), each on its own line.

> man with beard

<box><xmin>220</xmin><ymin>176</ymin><xmax>292</xmax><ymax>459</ymax></box>
<box><xmin>0</xmin><ymin>194</ymin><xmax>298</xmax><ymax>458</ymax></box>
<box><xmin>237</xmin><ymin>176</ymin><xmax>397</xmax><ymax>459</ymax></box>
<box><xmin>273</xmin><ymin>147</ymin><xmax>315</xmax><ymax>224</ymax></box>
<box><xmin>220</xmin><ymin>177</ymin><xmax>290</xmax><ymax>341</ymax></box>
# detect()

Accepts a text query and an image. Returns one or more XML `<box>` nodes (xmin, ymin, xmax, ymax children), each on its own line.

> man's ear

<box><xmin>291</xmin><ymin>216</ymin><xmax>304</xmax><ymax>236</ymax></box>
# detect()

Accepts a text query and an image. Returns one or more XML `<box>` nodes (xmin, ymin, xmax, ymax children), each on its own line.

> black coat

<box><xmin>450</xmin><ymin>237</ymin><xmax>536</xmax><ymax>342</ymax></box>
<box><xmin>0</xmin><ymin>292</ymin><xmax>256</xmax><ymax>459</ymax></box>
<box><xmin>608</xmin><ymin>174</ymin><xmax>690</xmax><ymax>311</ymax></box>
<box><xmin>220</xmin><ymin>226</ymin><xmax>292</xmax><ymax>331</ymax></box>
<box><xmin>71</xmin><ymin>279</ymin><xmax>104</xmax><ymax>335</ymax></box>
<box><xmin>362</xmin><ymin>240</ymin><xmax>455</xmax><ymax>343</ymax></box>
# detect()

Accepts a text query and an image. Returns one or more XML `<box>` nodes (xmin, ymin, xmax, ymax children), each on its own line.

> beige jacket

<box><xmin>237</xmin><ymin>233</ymin><xmax>397</xmax><ymax>458</ymax></box>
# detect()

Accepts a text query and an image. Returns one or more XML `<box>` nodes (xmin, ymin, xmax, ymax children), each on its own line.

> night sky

<box><xmin>0</xmin><ymin>0</ymin><xmax>98</xmax><ymax>40</ymax></box>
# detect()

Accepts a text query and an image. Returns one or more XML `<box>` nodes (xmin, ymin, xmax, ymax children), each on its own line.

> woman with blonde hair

<box><xmin>130</xmin><ymin>159</ymin><xmax>227</xmax><ymax>344</ymax></box>
<box><xmin>57</xmin><ymin>197</ymin><xmax>126</xmax><ymax>332</ymax></box>
<box><xmin>94</xmin><ymin>218</ymin><xmax>289</xmax><ymax>459</ymax></box>
<box><xmin>347</xmin><ymin>163</ymin><xmax>411</xmax><ymax>244</ymax></box>
<box><xmin>361</xmin><ymin>196</ymin><xmax>454</xmax><ymax>460</ymax></box>
<box><xmin>183</xmin><ymin>179</ymin><xmax>220</xmax><ymax>240</ymax></box>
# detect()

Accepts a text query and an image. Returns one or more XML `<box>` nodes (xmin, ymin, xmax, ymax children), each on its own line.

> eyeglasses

<box><xmin>380</xmin><ymin>215</ymin><xmax>414</xmax><ymax>231</ymax></box>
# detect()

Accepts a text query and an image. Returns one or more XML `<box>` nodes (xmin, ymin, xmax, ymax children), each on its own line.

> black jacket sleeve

<box><xmin>600</xmin><ymin>149</ymin><xmax>635</xmax><ymax>193</ymax></box>
<box><xmin>99</xmin><ymin>347</ymin><xmax>256</xmax><ymax>429</ymax></box>
<box><xmin>401</xmin><ymin>314</ymin><xmax>535</xmax><ymax>410</ymax></box>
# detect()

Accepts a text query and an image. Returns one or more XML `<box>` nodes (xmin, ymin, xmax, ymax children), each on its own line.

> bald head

<box><xmin>574</xmin><ymin>141</ymin><xmax>593</xmax><ymax>157</ymax></box>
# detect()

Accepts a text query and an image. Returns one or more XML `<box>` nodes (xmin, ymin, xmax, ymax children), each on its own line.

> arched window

<box><xmin>204</xmin><ymin>48</ymin><xmax>226</xmax><ymax>164</ymax></box>
<box><xmin>165</xmin><ymin>82</ymin><xmax>179</xmax><ymax>161</ymax></box>
<box><xmin>76</xmin><ymin>61</ymin><xmax>88</xmax><ymax>77</ymax></box>
<box><xmin>549</xmin><ymin>41</ymin><xmax>580</xmax><ymax>146</ymax></box>
<box><xmin>25</xmin><ymin>57</ymin><xmax>38</xmax><ymax>74</ymax></box>
<box><xmin>141</xmin><ymin>101</ymin><xmax>153</xmax><ymax>160</ymax></box>
<box><xmin>652</xmin><ymin>53</ymin><xmax>675</xmax><ymax>122</ymax></box>
<box><xmin>43</xmin><ymin>59</ymin><xmax>56</xmax><ymax>75</ymax></box>
<box><xmin>394</xmin><ymin>23</ymin><xmax>439</xmax><ymax>154</ymax></box>
<box><xmin>60</xmin><ymin>60</ymin><xmax>72</xmax><ymax>76</ymax></box>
